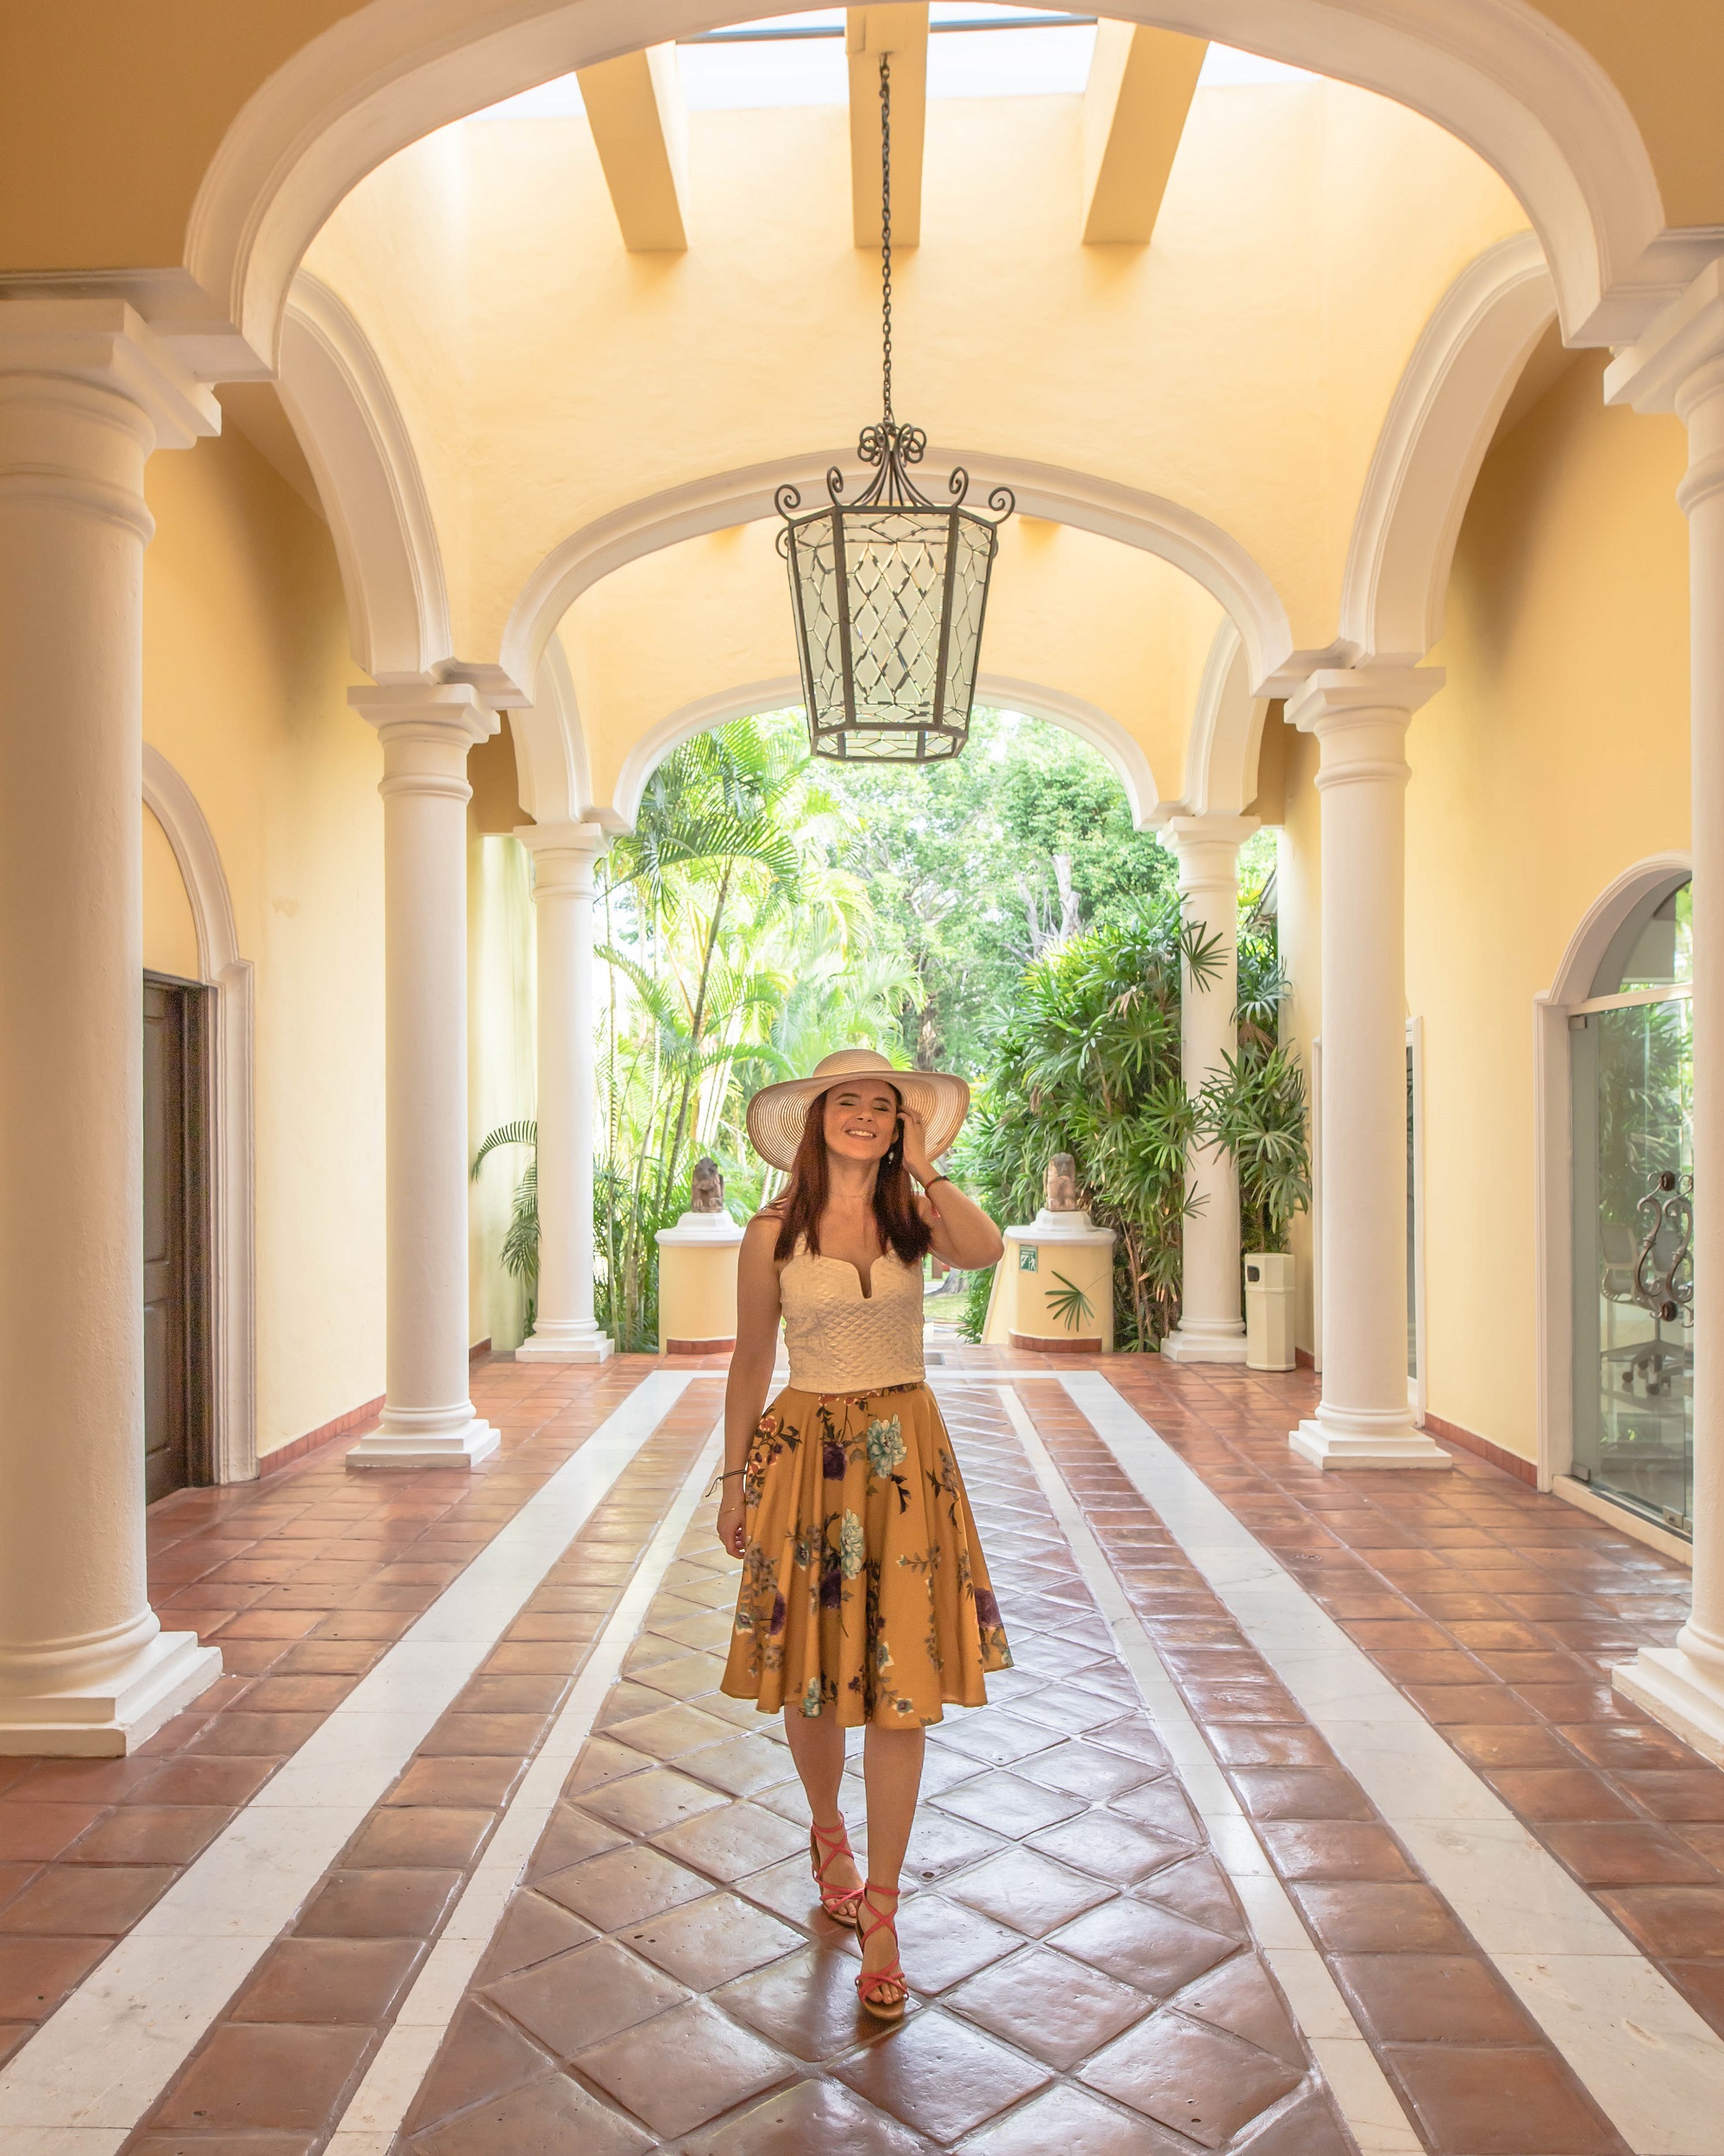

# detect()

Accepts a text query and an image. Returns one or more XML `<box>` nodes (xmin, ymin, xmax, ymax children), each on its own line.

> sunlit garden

<box><xmin>480</xmin><ymin>707</ymin><xmax>1308</xmax><ymax>1355</ymax></box>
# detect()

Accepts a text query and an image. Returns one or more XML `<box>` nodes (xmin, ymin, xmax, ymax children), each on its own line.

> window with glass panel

<box><xmin>1570</xmin><ymin>877</ymin><xmax>1692</xmax><ymax>1536</ymax></box>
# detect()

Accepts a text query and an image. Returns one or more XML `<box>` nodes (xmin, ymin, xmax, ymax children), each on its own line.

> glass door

<box><xmin>1570</xmin><ymin>879</ymin><xmax>1693</xmax><ymax>1537</ymax></box>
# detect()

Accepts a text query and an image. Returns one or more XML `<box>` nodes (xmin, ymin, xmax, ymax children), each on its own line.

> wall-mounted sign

<box><xmin>1019</xmin><ymin>1245</ymin><xmax>1038</xmax><ymax>1272</ymax></box>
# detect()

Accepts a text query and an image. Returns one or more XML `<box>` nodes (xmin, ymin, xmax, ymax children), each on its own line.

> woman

<box><xmin>718</xmin><ymin>1048</ymin><xmax>1012</xmax><ymax>2021</ymax></box>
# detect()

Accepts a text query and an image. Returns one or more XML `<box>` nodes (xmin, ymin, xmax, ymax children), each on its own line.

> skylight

<box><xmin>1198</xmin><ymin>44</ymin><xmax>1314</xmax><ymax>86</ymax></box>
<box><xmin>678</xmin><ymin>7</ymin><xmax>1100</xmax><ymax>108</ymax></box>
<box><xmin>471</xmin><ymin>13</ymin><xmax>1312</xmax><ymax>122</ymax></box>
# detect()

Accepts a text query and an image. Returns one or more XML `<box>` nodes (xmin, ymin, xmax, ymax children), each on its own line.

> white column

<box><xmin>1605</xmin><ymin>266</ymin><xmax>1724</xmax><ymax>1758</ymax></box>
<box><xmin>0</xmin><ymin>302</ymin><xmax>223</xmax><ymax>1752</ymax></box>
<box><xmin>515</xmin><ymin>823</ymin><xmax>613</xmax><ymax>1363</ymax></box>
<box><xmin>348</xmin><ymin>685</ymin><xmax>500</xmax><ymax>1467</ymax></box>
<box><xmin>1163</xmin><ymin>814</ymin><xmax>1256</xmax><ymax>1363</ymax></box>
<box><xmin>1288</xmin><ymin>668</ymin><xmax>1451</xmax><ymax>1470</ymax></box>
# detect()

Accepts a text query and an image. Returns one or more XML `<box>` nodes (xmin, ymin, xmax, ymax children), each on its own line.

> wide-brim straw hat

<box><xmin>745</xmin><ymin>1049</ymin><xmax>970</xmax><ymax>1172</ymax></box>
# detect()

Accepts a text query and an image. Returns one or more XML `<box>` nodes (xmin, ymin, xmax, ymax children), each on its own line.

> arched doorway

<box><xmin>1568</xmin><ymin>871</ymin><xmax>1694</xmax><ymax>1539</ymax></box>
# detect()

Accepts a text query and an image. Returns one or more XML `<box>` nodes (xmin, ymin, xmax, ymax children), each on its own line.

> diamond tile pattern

<box><xmin>9</xmin><ymin>1348</ymin><xmax>1715</xmax><ymax>2153</ymax></box>
<box><xmin>385</xmin><ymin>1383</ymin><xmax>1343</xmax><ymax>2152</ymax></box>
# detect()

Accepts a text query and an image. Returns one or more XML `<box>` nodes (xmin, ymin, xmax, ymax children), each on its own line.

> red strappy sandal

<box><xmin>809</xmin><ymin>1817</ymin><xmax>865</xmax><ymax>1928</ymax></box>
<box><xmin>855</xmin><ymin>1881</ymin><xmax>907</xmax><ymax>2022</ymax></box>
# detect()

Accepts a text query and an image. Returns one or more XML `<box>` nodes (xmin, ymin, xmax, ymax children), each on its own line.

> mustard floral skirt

<box><xmin>721</xmin><ymin>1381</ymin><xmax>1012</xmax><ymax>1727</ymax></box>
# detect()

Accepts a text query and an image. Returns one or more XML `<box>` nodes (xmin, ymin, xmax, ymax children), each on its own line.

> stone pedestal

<box><xmin>657</xmin><ymin>1211</ymin><xmax>745</xmax><ymax>1352</ymax></box>
<box><xmin>993</xmin><ymin>1210</ymin><xmax>1117</xmax><ymax>1353</ymax></box>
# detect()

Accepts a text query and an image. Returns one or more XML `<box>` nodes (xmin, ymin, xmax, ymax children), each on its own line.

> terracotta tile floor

<box><xmin>1086</xmin><ymin>1363</ymin><xmax>1724</xmax><ymax>2044</ymax></box>
<box><xmin>390</xmin><ymin>1383</ymin><xmax>1348</xmax><ymax>2154</ymax></box>
<box><xmin>0</xmin><ymin>1359</ymin><xmax>718</xmax><ymax>2071</ymax></box>
<box><xmin>0</xmin><ymin>1349</ymin><xmax>1717</xmax><ymax>2156</ymax></box>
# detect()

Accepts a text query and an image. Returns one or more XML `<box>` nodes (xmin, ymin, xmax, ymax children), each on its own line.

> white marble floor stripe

<box><xmin>0</xmin><ymin>1368</ymin><xmax>697</xmax><ymax>2156</ymax></box>
<box><xmin>1063</xmin><ymin>1370</ymin><xmax>1724</xmax><ymax>2156</ymax></box>
<box><xmin>980</xmin><ymin>1382</ymin><xmax>1423</xmax><ymax>2156</ymax></box>
<box><xmin>323</xmin><ymin>1422</ymin><xmax>725</xmax><ymax>2156</ymax></box>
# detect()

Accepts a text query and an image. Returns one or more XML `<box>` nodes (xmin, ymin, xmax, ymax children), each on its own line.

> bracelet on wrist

<box><xmin>924</xmin><ymin>1173</ymin><xmax>951</xmax><ymax>1192</ymax></box>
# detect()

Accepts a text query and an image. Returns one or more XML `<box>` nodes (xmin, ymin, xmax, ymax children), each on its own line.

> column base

<box><xmin>1290</xmin><ymin>1414</ymin><xmax>1452</xmax><ymax>1470</ymax></box>
<box><xmin>515</xmin><ymin>1325</ymin><xmax>614</xmax><ymax>1364</ymax></box>
<box><xmin>346</xmin><ymin>1413</ymin><xmax>500</xmax><ymax>1470</ymax></box>
<box><xmin>1613</xmin><ymin>1645</ymin><xmax>1724</xmax><ymax>1766</ymax></box>
<box><xmin>1161</xmin><ymin>1326</ymin><xmax>1249</xmax><ymax>1364</ymax></box>
<box><xmin>0</xmin><ymin>1628</ymin><xmax>223</xmax><ymax>1758</ymax></box>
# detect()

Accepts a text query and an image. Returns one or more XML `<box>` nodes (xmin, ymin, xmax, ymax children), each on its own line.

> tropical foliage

<box><xmin>821</xmin><ymin>718</ymin><xmax>1179</xmax><ymax>1074</ymax></box>
<box><xmin>486</xmin><ymin>706</ymin><xmax>1310</xmax><ymax>1357</ymax></box>
<box><xmin>951</xmin><ymin>900</ymin><xmax>1218</xmax><ymax>1350</ymax></box>
<box><xmin>1196</xmin><ymin>897</ymin><xmax>1313</xmax><ymax>1254</ymax></box>
<box><xmin>592</xmin><ymin>719</ymin><xmax>918</xmax><ymax>1350</ymax></box>
<box><xmin>471</xmin><ymin>1119</ymin><xmax>540</xmax><ymax>1333</ymax></box>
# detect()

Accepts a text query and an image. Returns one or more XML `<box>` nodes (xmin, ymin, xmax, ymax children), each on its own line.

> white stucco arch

<box><xmin>503</xmin><ymin>451</ymin><xmax>1301</xmax><ymax>709</ymax></box>
<box><xmin>187</xmin><ymin>0</ymin><xmax>1689</xmax><ymax>379</ymax></box>
<box><xmin>275</xmin><ymin>271</ymin><xmax>453</xmax><ymax>683</ymax></box>
<box><xmin>608</xmin><ymin>673</ymin><xmax>1161</xmax><ymax>832</ymax></box>
<box><xmin>506</xmin><ymin>632</ymin><xmax>593</xmax><ymax>829</ymax></box>
<box><xmin>141</xmin><ymin>744</ymin><xmax>257</xmax><ymax>1484</ymax></box>
<box><xmin>1342</xmin><ymin>233</ymin><xmax>1559</xmax><ymax>667</ymax></box>
<box><xmin>1178</xmin><ymin>618</ymin><xmax>1271</xmax><ymax>818</ymax></box>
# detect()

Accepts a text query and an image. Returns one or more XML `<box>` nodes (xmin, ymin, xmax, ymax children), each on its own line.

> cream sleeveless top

<box><xmin>778</xmin><ymin>1238</ymin><xmax>925</xmax><ymax>1395</ymax></box>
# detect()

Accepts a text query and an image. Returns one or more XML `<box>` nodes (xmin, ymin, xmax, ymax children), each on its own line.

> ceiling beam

<box><xmin>1081</xmin><ymin>21</ymin><xmax>1207</xmax><ymax>246</ymax></box>
<box><xmin>576</xmin><ymin>43</ymin><xmax>689</xmax><ymax>252</ymax></box>
<box><xmin>848</xmin><ymin>5</ymin><xmax>927</xmax><ymax>249</ymax></box>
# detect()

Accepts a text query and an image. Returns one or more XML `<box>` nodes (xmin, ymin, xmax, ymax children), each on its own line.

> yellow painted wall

<box><xmin>1534</xmin><ymin>0</ymin><xmax>1724</xmax><ymax>229</ymax></box>
<box><xmin>308</xmin><ymin>77</ymin><xmax>1523</xmax><ymax>667</ymax></box>
<box><xmin>1404</xmin><ymin>355</ymin><xmax>1690</xmax><ymax>1463</ymax></box>
<box><xmin>1</xmin><ymin>4</ymin><xmax>1715</xmax><ymax>281</ymax></box>
<box><xmin>142</xmin><ymin>422</ymin><xmax>386</xmax><ymax>1460</ymax></box>
<box><xmin>561</xmin><ymin>515</ymin><xmax>1222</xmax><ymax>814</ymax></box>
<box><xmin>141</xmin><ymin>806</ymin><xmax>199</xmax><ymax>981</ymax></box>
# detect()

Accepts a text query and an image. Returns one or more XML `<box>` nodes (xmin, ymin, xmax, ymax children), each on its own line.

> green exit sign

<box><xmin>1019</xmin><ymin>1245</ymin><xmax>1038</xmax><ymax>1273</ymax></box>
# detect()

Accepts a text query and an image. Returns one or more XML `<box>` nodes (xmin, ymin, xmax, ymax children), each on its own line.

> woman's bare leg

<box><xmin>860</xmin><ymin>1723</ymin><xmax>925</xmax><ymax>1977</ymax></box>
<box><xmin>782</xmin><ymin>1707</ymin><xmax>860</xmax><ymax>1899</ymax></box>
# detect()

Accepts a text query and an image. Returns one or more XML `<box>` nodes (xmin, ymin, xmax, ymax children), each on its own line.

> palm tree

<box><xmin>471</xmin><ymin>1120</ymin><xmax>540</xmax><ymax>1334</ymax></box>
<box><xmin>592</xmin><ymin>715</ymin><xmax>914</xmax><ymax>1349</ymax></box>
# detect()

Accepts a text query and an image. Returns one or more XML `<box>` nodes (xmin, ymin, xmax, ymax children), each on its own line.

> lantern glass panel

<box><xmin>785</xmin><ymin>503</ymin><xmax>999</xmax><ymax>763</ymax></box>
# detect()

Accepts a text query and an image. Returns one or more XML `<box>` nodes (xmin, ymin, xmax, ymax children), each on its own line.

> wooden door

<box><xmin>143</xmin><ymin>976</ymin><xmax>211</xmax><ymax>1501</ymax></box>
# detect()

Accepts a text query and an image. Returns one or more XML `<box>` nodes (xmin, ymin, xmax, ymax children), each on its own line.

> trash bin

<box><xmin>1244</xmin><ymin>1252</ymin><xmax>1296</xmax><ymax>1371</ymax></box>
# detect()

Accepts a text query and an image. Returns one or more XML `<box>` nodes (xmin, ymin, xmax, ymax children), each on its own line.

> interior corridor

<box><xmin>1</xmin><ymin>1351</ymin><xmax>1718</xmax><ymax>2156</ymax></box>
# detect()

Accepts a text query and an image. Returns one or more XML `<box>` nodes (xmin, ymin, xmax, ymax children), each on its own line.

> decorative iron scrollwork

<box><xmin>1633</xmin><ymin>1168</ymin><xmax>1693</xmax><ymax>1327</ymax></box>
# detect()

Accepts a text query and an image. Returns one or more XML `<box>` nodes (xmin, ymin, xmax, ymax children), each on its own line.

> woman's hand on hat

<box><xmin>898</xmin><ymin>1100</ymin><xmax>937</xmax><ymax>1186</ymax></box>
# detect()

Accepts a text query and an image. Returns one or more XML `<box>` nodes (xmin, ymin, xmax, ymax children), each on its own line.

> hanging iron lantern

<box><xmin>778</xmin><ymin>51</ymin><xmax>1012</xmax><ymax>763</ymax></box>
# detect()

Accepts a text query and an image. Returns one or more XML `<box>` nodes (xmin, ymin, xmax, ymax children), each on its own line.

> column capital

<box><xmin>1166</xmin><ymin>814</ymin><xmax>1258</xmax><ymax>888</ymax></box>
<box><xmin>515</xmin><ymin>820</ymin><xmax>610</xmax><ymax>900</ymax></box>
<box><xmin>350</xmin><ymin>682</ymin><xmax>498</xmax><ymax>799</ymax></box>
<box><xmin>348</xmin><ymin>680</ymin><xmax>498</xmax><ymax>744</ymax></box>
<box><xmin>1284</xmin><ymin>666</ymin><xmax>1445</xmax><ymax>736</ymax></box>
<box><xmin>0</xmin><ymin>298</ymin><xmax>218</xmax><ymax>449</ymax></box>
<box><xmin>1165</xmin><ymin>813</ymin><xmax>1259</xmax><ymax>850</ymax></box>
<box><xmin>1604</xmin><ymin>256</ymin><xmax>1724</xmax><ymax>417</ymax></box>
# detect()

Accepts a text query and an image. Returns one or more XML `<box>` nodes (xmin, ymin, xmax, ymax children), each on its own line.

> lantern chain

<box><xmin>880</xmin><ymin>50</ymin><xmax>893</xmax><ymax>429</ymax></box>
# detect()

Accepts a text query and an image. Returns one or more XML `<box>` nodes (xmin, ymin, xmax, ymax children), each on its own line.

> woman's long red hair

<box><xmin>772</xmin><ymin>1087</ymin><xmax>933</xmax><ymax>1268</ymax></box>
